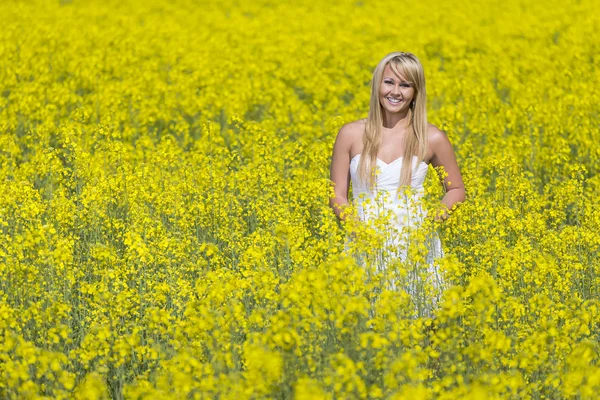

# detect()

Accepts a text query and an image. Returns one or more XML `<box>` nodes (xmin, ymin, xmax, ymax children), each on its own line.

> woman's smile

<box><xmin>386</xmin><ymin>97</ymin><xmax>403</xmax><ymax>105</ymax></box>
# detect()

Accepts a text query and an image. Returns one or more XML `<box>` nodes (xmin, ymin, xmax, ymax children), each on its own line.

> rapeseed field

<box><xmin>1</xmin><ymin>0</ymin><xmax>599</xmax><ymax>398</ymax></box>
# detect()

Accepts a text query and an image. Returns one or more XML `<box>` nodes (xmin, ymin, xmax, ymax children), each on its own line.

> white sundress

<box><xmin>347</xmin><ymin>153</ymin><xmax>446</xmax><ymax>316</ymax></box>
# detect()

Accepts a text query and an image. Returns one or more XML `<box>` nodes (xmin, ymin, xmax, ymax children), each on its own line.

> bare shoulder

<box><xmin>335</xmin><ymin>118</ymin><xmax>366</xmax><ymax>150</ymax></box>
<box><xmin>339</xmin><ymin>118</ymin><xmax>366</xmax><ymax>138</ymax></box>
<box><xmin>427</xmin><ymin>123</ymin><xmax>452</xmax><ymax>163</ymax></box>
<box><xmin>428</xmin><ymin>123</ymin><xmax>448</xmax><ymax>146</ymax></box>
<box><xmin>427</xmin><ymin>123</ymin><xmax>459</xmax><ymax>167</ymax></box>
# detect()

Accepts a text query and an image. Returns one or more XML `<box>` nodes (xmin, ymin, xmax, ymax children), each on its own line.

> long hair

<box><xmin>358</xmin><ymin>51</ymin><xmax>428</xmax><ymax>189</ymax></box>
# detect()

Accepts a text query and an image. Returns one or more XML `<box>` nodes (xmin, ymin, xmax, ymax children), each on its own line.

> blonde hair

<box><xmin>358</xmin><ymin>51</ymin><xmax>428</xmax><ymax>189</ymax></box>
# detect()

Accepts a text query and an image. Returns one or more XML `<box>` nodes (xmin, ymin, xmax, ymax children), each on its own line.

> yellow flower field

<box><xmin>1</xmin><ymin>0</ymin><xmax>599</xmax><ymax>398</ymax></box>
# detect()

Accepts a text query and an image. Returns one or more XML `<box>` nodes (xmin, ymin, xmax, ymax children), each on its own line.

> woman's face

<box><xmin>379</xmin><ymin>63</ymin><xmax>415</xmax><ymax>114</ymax></box>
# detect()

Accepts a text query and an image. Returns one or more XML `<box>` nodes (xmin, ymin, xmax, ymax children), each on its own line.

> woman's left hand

<box><xmin>433</xmin><ymin>205</ymin><xmax>450</xmax><ymax>222</ymax></box>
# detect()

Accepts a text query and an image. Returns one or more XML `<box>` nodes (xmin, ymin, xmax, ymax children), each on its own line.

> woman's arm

<box><xmin>329</xmin><ymin>123</ymin><xmax>355</xmax><ymax>221</ymax></box>
<box><xmin>429</xmin><ymin>125</ymin><xmax>466</xmax><ymax>220</ymax></box>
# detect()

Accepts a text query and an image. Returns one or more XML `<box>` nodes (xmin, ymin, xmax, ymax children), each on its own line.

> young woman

<box><xmin>329</xmin><ymin>51</ymin><xmax>465</xmax><ymax>311</ymax></box>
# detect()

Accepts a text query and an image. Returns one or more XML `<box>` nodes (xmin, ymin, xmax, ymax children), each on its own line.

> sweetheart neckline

<box><xmin>350</xmin><ymin>153</ymin><xmax>428</xmax><ymax>167</ymax></box>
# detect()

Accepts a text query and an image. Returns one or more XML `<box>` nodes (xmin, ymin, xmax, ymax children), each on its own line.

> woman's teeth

<box><xmin>387</xmin><ymin>97</ymin><xmax>402</xmax><ymax>104</ymax></box>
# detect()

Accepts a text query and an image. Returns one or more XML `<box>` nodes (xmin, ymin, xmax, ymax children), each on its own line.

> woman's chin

<box><xmin>383</xmin><ymin>106</ymin><xmax>408</xmax><ymax>114</ymax></box>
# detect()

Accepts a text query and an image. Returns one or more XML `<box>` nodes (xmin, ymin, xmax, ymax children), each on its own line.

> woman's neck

<box><xmin>382</xmin><ymin>111</ymin><xmax>410</xmax><ymax>130</ymax></box>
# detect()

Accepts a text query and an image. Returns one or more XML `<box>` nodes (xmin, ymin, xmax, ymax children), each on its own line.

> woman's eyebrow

<box><xmin>384</xmin><ymin>76</ymin><xmax>410</xmax><ymax>83</ymax></box>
